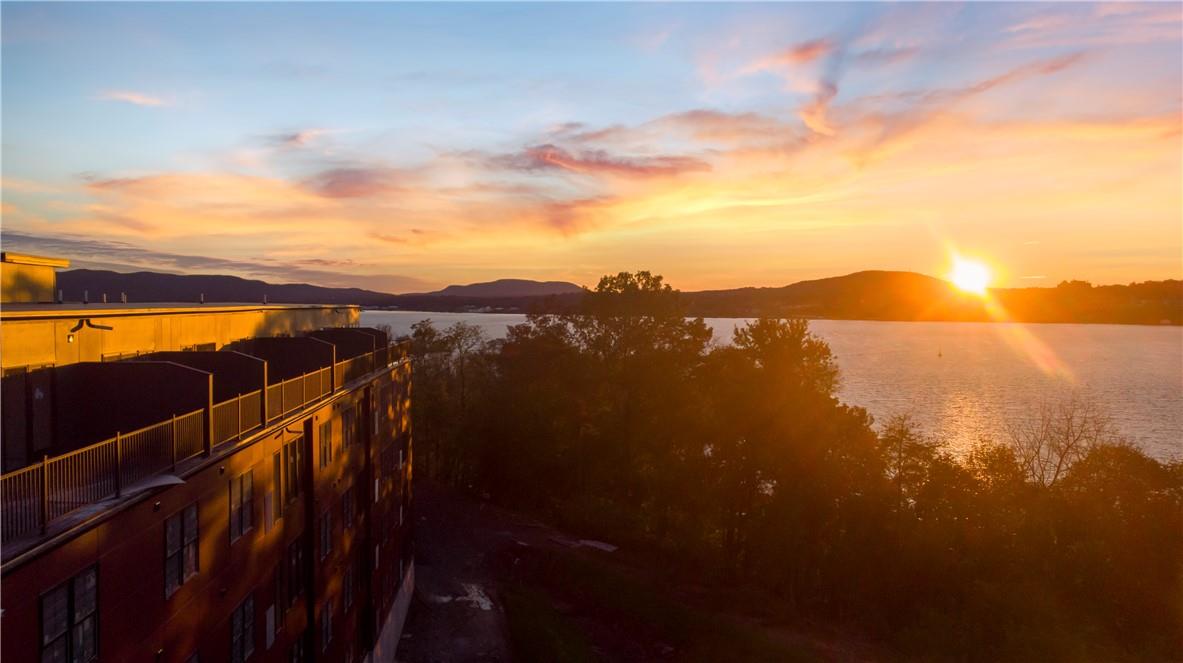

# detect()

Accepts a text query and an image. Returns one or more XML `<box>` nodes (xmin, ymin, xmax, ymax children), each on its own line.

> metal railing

<box><xmin>1</xmin><ymin>409</ymin><xmax>205</xmax><ymax>541</ymax></box>
<box><xmin>0</xmin><ymin>339</ymin><xmax>410</xmax><ymax>544</ymax></box>
<box><xmin>213</xmin><ymin>389</ymin><xmax>264</xmax><ymax>446</ymax></box>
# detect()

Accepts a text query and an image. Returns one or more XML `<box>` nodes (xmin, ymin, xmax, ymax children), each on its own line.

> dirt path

<box><xmin>396</xmin><ymin>480</ymin><xmax>883</xmax><ymax>663</ymax></box>
<box><xmin>396</xmin><ymin>481</ymin><xmax>517</xmax><ymax>662</ymax></box>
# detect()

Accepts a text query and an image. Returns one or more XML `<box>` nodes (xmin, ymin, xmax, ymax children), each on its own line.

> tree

<box><xmin>1006</xmin><ymin>392</ymin><xmax>1118</xmax><ymax>486</ymax></box>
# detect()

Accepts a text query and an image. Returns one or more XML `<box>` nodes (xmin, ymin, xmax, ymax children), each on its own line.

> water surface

<box><xmin>362</xmin><ymin>311</ymin><xmax>1182</xmax><ymax>460</ymax></box>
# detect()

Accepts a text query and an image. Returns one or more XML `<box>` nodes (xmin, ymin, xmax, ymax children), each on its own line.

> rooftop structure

<box><xmin>0</xmin><ymin>256</ymin><xmax>414</xmax><ymax>663</ymax></box>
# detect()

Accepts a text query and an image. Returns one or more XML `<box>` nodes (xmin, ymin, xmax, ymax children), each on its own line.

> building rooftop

<box><xmin>1</xmin><ymin>301</ymin><xmax>356</xmax><ymax>320</ymax></box>
<box><xmin>0</xmin><ymin>252</ymin><xmax>71</xmax><ymax>269</ymax></box>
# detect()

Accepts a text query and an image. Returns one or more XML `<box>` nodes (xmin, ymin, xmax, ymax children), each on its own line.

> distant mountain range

<box><xmin>419</xmin><ymin>279</ymin><xmax>583</xmax><ymax>298</ymax></box>
<box><xmin>55</xmin><ymin>269</ymin><xmax>1182</xmax><ymax>325</ymax></box>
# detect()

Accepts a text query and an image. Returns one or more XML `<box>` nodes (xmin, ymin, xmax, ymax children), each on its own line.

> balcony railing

<box><xmin>0</xmin><ymin>340</ymin><xmax>408</xmax><ymax>544</ymax></box>
<box><xmin>212</xmin><ymin>389</ymin><xmax>264</xmax><ymax>447</ymax></box>
<box><xmin>1</xmin><ymin>409</ymin><xmax>205</xmax><ymax>541</ymax></box>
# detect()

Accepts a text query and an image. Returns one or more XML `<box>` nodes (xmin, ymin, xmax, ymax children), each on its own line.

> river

<box><xmin>362</xmin><ymin>311</ymin><xmax>1183</xmax><ymax>461</ymax></box>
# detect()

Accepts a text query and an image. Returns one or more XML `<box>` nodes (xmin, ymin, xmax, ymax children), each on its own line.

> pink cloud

<box><xmin>96</xmin><ymin>90</ymin><xmax>169</xmax><ymax>107</ymax></box>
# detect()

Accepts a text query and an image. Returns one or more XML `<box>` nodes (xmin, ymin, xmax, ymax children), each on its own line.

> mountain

<box><xmin>429</xmin><ymin>279</ymin><xmax>583</xmax><ymax>298</ymax></box>
<box><xmin>57</xmin><ymin>269</ymin><xmax>401</xmax><ymax>306</ymax></box>
<box><xmin>684</xmin><ymin>270</ymin><xmax>987</xmax><ymax>320</ymax></box>
<box><xmin>54</xmin><ymin>268</ymin><xmax>1182</xmax><ymax>324</ymax></box>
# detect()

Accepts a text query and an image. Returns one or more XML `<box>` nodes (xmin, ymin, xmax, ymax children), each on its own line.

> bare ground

<box><xmin>396</xmin><ymin>480</ymin><xmax>884</xmax><ymax>663</ymax></box>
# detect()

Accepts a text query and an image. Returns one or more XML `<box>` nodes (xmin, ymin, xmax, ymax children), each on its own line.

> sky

<box><xmin>2</xmin><ymin>2</ymin><xmax>1181</xmax><ymax>293</ymax></box>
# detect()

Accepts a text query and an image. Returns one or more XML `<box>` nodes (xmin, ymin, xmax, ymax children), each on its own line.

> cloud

<box><xmin>268</xmin><ymin>128</ymin><xmax>330</xmax><ymax>148</ymax></box>
<box><xmin>492</xmin><ymin>144</ymin><xmax>710</xmax><ymax>178</ymax></box>
<box><xmin>742</xmin><ymin>38</ymin><xmax>834</xmax><ymax>74</ymax></box>
<box><xmin>0</xmin><ymin>230</ymin><xmax>433</xmax><ymax>292</ymax></box>
<box><xmin>96</xmin><ymin>90</ymin><xmax>169</xmax><ymax>107</ymax></box>
<box><xmin>303</xmin><ymin>167</ymin><xmax>403</xmax><ymax>198</ymax></box>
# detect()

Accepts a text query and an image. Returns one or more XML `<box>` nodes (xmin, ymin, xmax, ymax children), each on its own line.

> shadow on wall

<box><xmin>135</xmin><ymin>351</ymin><xmax>265</xmax><ymax>402</ymax></box>
<box><xmin>50</xmin><ymin>361</ymin><xmax>211</xmax><ymax>455</ymax></box>
<box><xmin>224</xmin><ymin>337</ymin><xmax>335</xmax><ymax>382</ymax></box>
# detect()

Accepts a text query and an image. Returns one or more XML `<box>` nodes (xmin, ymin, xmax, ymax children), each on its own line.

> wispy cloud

<box><xmin>268</xmin><ymin>128</ymin><xmax>331</xmax><ymax>148</ymax></box>
<box><xmin>0</xmin><ymin>230</ymin><xmax>433</xmax><ymax>292</ymax></box>
<box><xmin>96</xmin><ymin>90</ymin><xmax>169</xmax><ymax>107</ymax></box>
<box><xmin>492</xmin><ymin>144</ymin><xmax>710</xmax><ymax>178</ymax></box>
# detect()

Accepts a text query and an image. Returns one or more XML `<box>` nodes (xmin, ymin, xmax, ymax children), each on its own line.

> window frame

<box><xmin>165</xmin><ymin>503</ymin><xmax>200</xmax><ymax>598</ymax></box>
<box><xmin>230</xmin><ymin>470</ymin><xmax>254</xmax><ymax>543</ymax></box>
<box><xmin>230</xmin><ymin>592</ymin><xmax>255</xmax><ymax>663</ymax></box>
<box><xmin>318</xmin><ymin>511</ymin><xmax>332</xmax><ymax>561</ymax></box>
<box><xmin>39</xmin><ymin>565</ymin><xmax>98</xmax><ymax>663</ymax></box>
<box><xmin>318</xmin><ymin>420</ymin><xmax>333</xmax><ymax>469</ymax></box>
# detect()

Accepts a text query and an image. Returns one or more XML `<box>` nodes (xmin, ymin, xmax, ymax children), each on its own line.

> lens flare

<box><xmin>949</xmin><ymin>258</ymin><xmax>991</xmax><ymax>295</ymax></box>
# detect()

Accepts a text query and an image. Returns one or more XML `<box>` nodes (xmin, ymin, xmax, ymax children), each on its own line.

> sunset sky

<box><xmin>2</xmin><ymin>2</ymin><xmax>1180</xmax><ymax>293</ymax></box>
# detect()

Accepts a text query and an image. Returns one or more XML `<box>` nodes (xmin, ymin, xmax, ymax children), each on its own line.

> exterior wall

<box><xmin>0</xmin><ymin>305</ymin><xmax>359</xmax><ymax>371</ymax></box>
<box><xmin>0</xmin><ymin>361</ymin><xmax>413</xmax><ymax>663</ymax></box>
<box><xmin>0</xmin><ymin>260</ymin><xmax>58</xmax><ymax>304</ymax></box>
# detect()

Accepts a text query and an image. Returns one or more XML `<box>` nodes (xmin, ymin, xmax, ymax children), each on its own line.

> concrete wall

<box><xmin>0</xmin><ymin>261</ymin><xmax>57</xmax><ymax>304</ymax></box>
<box><xmin>0</xmin><ymin>305</ymin><xmax>358</xmax><ymax>371</ymax></box>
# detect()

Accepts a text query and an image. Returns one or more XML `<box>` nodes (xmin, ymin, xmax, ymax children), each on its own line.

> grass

<box><xmin>503</xmin><ymin>585</ymin><xmax>603</xmax><ymax>663</ymax></box>
<box><xmin>503</xmin><ymin>548</ymin><xmax>826</xmax><ymax>663</ymax></box>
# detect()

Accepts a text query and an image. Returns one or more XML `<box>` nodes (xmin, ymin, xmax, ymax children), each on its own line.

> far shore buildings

<box><xmin>0</xmin><ymin>252</ymin><xmax>414</xmax><ymax>662</ymax></box>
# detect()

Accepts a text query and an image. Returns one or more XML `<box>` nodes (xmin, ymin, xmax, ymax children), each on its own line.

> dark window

<box><xmin>318</xmin><ymin>421</ymin><xmax>333</xmax><ymax>468</ymax></box>
<box><xmin>318</xmin><ymin>512</ymin><xmax>332</xmax><ymax>561</ymax></box>
<box><xmin>165</xmin><ymin>503</ymin><xmax>199</xmax><ymax>598</ymax></box>
<box><xmin>286</xmin><ymin>539</ymin><xmax>304</xmax><ymax>607</ymax></box>
<box><xmin>230</xmin><ymin>593</ymin><xmax>255</xmax><ymax>663</ymax></box>
<box><xmin>284</xmin><ymin>436</ymin><xmax>304</xmax><ymax>504</ymax></box>
<box><xmin>287</xmin><ymin>633</ymin><xmax>306</xmax><ymax>663</ymax></box>
<box><xmin>273</xmin><ymin>452</ymin><xmax>283</xmax><ymax>507</ymax></box>
<box><xmin>40</xmin><ymin>565</ymin><xmax>98</xmax><ymax>663</ymax></box>
<box><xmin>380</xmin><ymin>447</ymin><xmax>396</xmax><ymax>497</ymax></box>
<box><xmin>342</xmin><ymin>487</ymin><xmax>355</xmax><ymax>529</ymax></box>
<box><xmin>341</xmin><ymin>408</ymin><xmax>356</xmax><ymax>449</ymax></box>
<box><xmin>273</xmin><ymin>562</ymin><xmax>286</xmax><ymax>618</ymax></box>
<box><xmin>319</xmin><ymin>601</ymin><xmax>333</xmax><ymax>652</ymax></box>
<box><xmin>230</xmin><ymin>470</ymin><xmax>254</xmax><ymax>542</ymax></box>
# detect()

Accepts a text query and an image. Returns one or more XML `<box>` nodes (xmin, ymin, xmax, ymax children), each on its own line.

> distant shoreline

<box><xmin>364</xmin><ymin>308</ymin><xmax>1183</xmax><ymax>328</ymax></box>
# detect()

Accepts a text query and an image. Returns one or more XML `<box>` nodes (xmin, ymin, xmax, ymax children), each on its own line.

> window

<box><xmin>318</xmin><ymin>511</ymin><xmax>332</xmax><ymax>561</ymax></box>
<box><xmin>319</xmin><ymin>601</ymin><xmax>333</xmax><ymax>652</ymax></box>
<box><xmin>286</xmin><ymin>540</ymin><xmax>304</xmax><ymax>607</ymax></box>
<box><xmin>287</xmin><ymin>633</ymin><xmax>306</xmax><ymax>663</ymax></box>
<box><xmin>380</xmin><ymin>447</ymin><xmax>396</xmax><ymax>497</ymax></box>
<box><xmin>284</xmin><ymin>436</ymin><xmax>304</xmax><ymax>504</ymax></box>
<box><xmin>40</xmin><ymin>565</ymin><xmax>98</xmax><ymax>663</ymax></box>
<box><xmin>165</xmin><ymin>503</ymin><xmax>199</xmax><ymax>598</ymax></box>
<box><xmin>343</xmin><ymin>565</ymin><xmax>354</xmax><ymax>611</ymax></box>
<box><xmin>342</xmin><ymin>487</ymin><xmax>355</xmax><ymax>529</ymax></box>
<box><xmin>273</xmin><ymin>562</ymin><xmax>285</xmax><ymax>617</ymax></box>
<box><xmin>273</xmin><ymin>452</ymin><xmax>283</xmax><ymax>506</ymax></box>
<box><xmin>318</xmin><ymin>421</ymin><xmax>333</xmax><ymax>468</ymax></box>
<box><xmin>230</xmin><ymin>470</ymin><xmax>254</xmax><ymax>542</ymax></box>
<box><xmin>264</xmin><ymin>492</ymin><xmax>275</xmax><ymax>534</ymax></box>
<box><xmin>230</xmin><ymin>593</ymin><xmax>255</xmax><ymax>663</ymax></box>
<box><xmin>341</xmin><ymin>407</ymin><xmax>356</xmax><ymax>449</ymax></box>
<box><xmin>265</xmin><ymin>604</ymin><xmax>276</xmax><ymax>650</ymax></box>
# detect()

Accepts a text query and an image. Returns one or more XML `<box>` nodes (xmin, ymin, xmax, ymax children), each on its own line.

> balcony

<box><xmin>0</xmin><ymin>335</ymin><xmax>409</xmax><ymax>548</ymax></box>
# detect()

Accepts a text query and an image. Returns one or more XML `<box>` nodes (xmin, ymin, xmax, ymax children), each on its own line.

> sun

<box><xmin>949</xmin><ymin>258</ymin><xmax>992</xmax><ymax>295</ymax></box>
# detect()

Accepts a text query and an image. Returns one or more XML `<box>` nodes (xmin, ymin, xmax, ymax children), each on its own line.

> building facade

<box><xmin>0</xmin><ymin>258</ymin><xmax>414</xmax><ymax>663</ymax></box>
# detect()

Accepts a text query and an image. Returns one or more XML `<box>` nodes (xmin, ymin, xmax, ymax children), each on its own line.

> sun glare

<box><xmin>949</xmin><ymin>258</ymin><xmax>992</xmax><ymax>295</ymax></box>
